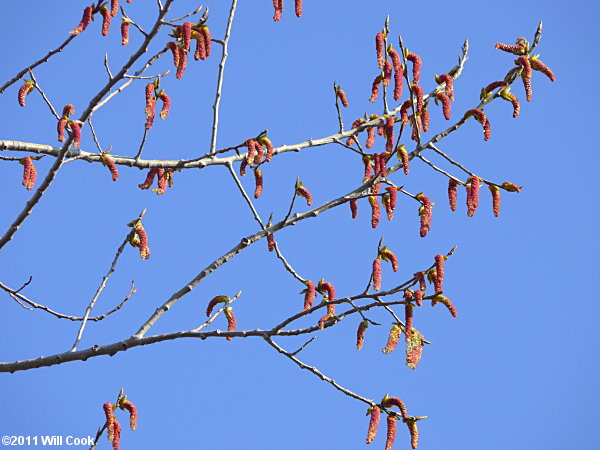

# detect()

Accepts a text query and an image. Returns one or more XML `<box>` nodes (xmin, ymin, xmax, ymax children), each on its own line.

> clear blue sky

<box><xmin>1</xmin><ymin>1</ymin><xmax>598</xmax><ymax>449</ymax></box>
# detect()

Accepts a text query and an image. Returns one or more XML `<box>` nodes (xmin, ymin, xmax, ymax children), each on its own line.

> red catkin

<box><xmin>145</xmin><ymin>99</ymin><xmax>156</xmax><ymax>130</ymax></box>
<box><xmin>239</xmin><ymin>159</ymin><xmax>247</xmax><ymax>176</ymax></box>
<box><xmin>101</xmin><ymin>153</ymin><xmax>119</xmax><ymax>182</ymax></box>
<box><xmin>201</xmin><ymin>26</ymin><xmax>212</xmax><ymax>58</ymax></box>
<box><xmin>363</xmin><ymin>155</ymin><xmax>373</xmax><ymax>182</ymax></box>
<box><xmin>57</xmin><ymin>118</ymin><xmax>67</xmax><ymax>142</ymax></box>
<box><xmin>135</xmin><ymin>224</ymin><xmax>150</xmax><ymax>259</ymax></box>
<box><xmin>490</xmin><ymin>185</ymin><xmax>501</xmax><ymax>217</ymax></box>
<box><xmin>369</xmin><ymin>195</ymin><xmax>380</xmax><ymax>228</ymax></box>
<box><xmin>167</xmin><ymin>42</ymin><xmax>180</xmax><ymax>68</ymax></box>
<box><xmin>176</xmin><ymin>47</ymin><xmax>188</xmax><ymax>79</ymax></box>
<box><xmin>405</xmin><ymin>302</ymin><xmax>413</xmax><ymax>339</ymax></box>
<box><xmin>382</xmin><ymin>324</ymin><xmax>401</xmax><ymax>354</ymax></box>
<box><xmin>385</xmin><ymin>186</ymin><xmax>397</xmax><ymax>212</ymax></box>
<box><xmin>121</xmin><ymin>19</ymin><xmax>130</xmax><ymax>46</ymax></box>
<box><xmin>158</xmin><ymin>92</ymin><xmax>171</xmax><ymax>119</ymax></box>
<box><xmin>495</xmin><ymin>42</ymin><xmax>526</xmax><ymax>54</ymax></box>
<box><xmin>481</xmin><ymin>81</ymin><xmax>509</xmax><ymax>99</ymax></box>
<box><xmin>466</xmin><ymin>108</ymin><xmax>489</xmax><ymax>141</ymax></box>
<box><xmin>254</xmin><ymin>168</ymin><xmax>263</xmax><ymax>199</ymax></box>
<box><xmin>138</xmin><ymin>168</ymin><xmax>157</xmax><ymax>190</ymax></box>
<box><xmin>416</xmin><ymin>272</ymin><xmax>426</xmax><ymax>292</ymax></box>
<box><xmin>296</xmin><ymin>184</ymin><xmax>313</xmax><ymax>206</ymax></box>
<box><xmin>382</xmin><ymin>247</ymin><xmax>399</xmax><ymax>272</ymax></box>
<box><xmin>273</xmin><ymin>0</ymin><xmax>283</xmax><ymax>22</ymax></box>
<box><xmin>369</xmin><ymin>74</ymin><xmax>384</xmax><ymax>103</ymax></box>
<box><xmin>366</xmin><ymin>127</ymin><xmax>376</xmax><ymax>149</ymax></box>
<box><xmin>372</xmin><ymin>258</ymin><xmax>382</xmax><ymax>291</ymax></box>
<box><xmin>411</xmin><ymin>84</ymin><xmax>423</xmax><ymax>113</ymax></box>
<box><xmin>111</xmin><ymin>0</ymin><xmax>119</xmax><ymax>17</ymax></box>
<box><xmin>448</xmin><ymin>178</ymin><xmax>457</xmax><ymax>211</ymax></box>
<box><xmin>383</xmin><ymin>60</ymin><xmax>392</xmax><ymax>87</ymax></box>
<box><xmin>266</xmin><ymin>233</ymin><xmax>275</xmax><ymax>252</ymax></box>
<box><xmin>18</xmin><ymin>81</ymin><xmax>34</xmax><ymax>107</ymax></box>
<box><xmin>350</xmin><ymin>198</ymin><xmax>358</xmax><ymax>219</ymax></box>
<box><xmin>435</xmin><ymin>254</ymin><xmax>445</xmax><ymax>285</ymax></box>
<box><xmin>421</xmin><ymin>107</ymin><xmax>430</xmax><ymax>133</ymax></box>
<box><xmin>436</xmin><ymin>92</ymin><xmax>451</xmax><ymax>120</ymax></box>
<box><xmin>406</xmin><ymin>52</ymin><xmax>422</xmax><ymax>83</ymax></box>
<box><xmin>121</xmin><ymin>401</ymin><xmax>138</xmax><ymax>431</ymax></box>
<box><xmin>225</xmin><ymin>307</ymin><xmax>236</xmax><ymax>340</ymax></box>
<box><xmin>516</xmin><ymin>55</ymin><xmax>532</xmax><ymax>79</ymax></box>
<box><xmin>100</xmin><ymin>6</ymin><xmax>111</xmax><ymax>36</ymax></box>
<box><xmin>383</xmin><ymin>195</ymin><xmax>393</xmax><ymax>221</ymax></box>
<box><xmin>63</xmin><ymin>104</ymin><xmax>74</xmax><ymax>117</ymax></box>
<box><xmin>366</xmin><ymin>406</ymin><xmax>381</xmax><ymax>444</ymax></box>
<box><xmin>531</xmin><ymin>58</ymin><xmax>555</xmax><ymax>82</ymax></box>
<box><xmin>154</xmin><ymin>168</ymin><xmax>166</xmax><ymax>195</ymax></box>
<box><xmin>521</xmin><ymin>73</ymin><xmax>533</xmax><ymax>102</ymax></box>
<box><xmin>406</xmin><ymin>419</ymin><xmax>419</xmax><ymax>449</ymax></box>
<box><xmin>303</xmin><ymin>281</ymin><xmax>316</xmax><ymax>311</ymax></box>
<box><xmin>414</xmin><ymin>290</ymin><xmax>423</xmax><ymax>307</ymax></box>
<box><xmin>103</xmin><ymin>402</ymin><xmax>115</xmax><ymax>442</ymax></box>
<box><xmin>433</xmin><ymin>295</ymin><xmax>458</xmax><ymax>317</ymax></box>
<box><xmin>245</xmin><ymin>139</ymin><xmax>256</xmax><ymax>164</ymax></box>
<box><xmin>382</xmin><ymin>396</ymin><xmax>408</xmax><ymax>419</ymax></box>
<box><xmin>111</xmin><ymin>419</ymin><xmax>121</xmax><ymax>450</ymax></box>
<box><xmin>295</xmin><ymin>0</ymin><xmax>302</xmax><ymax>18</ymax></box>
<box><xmin>437</xmin><ymin>73</ymin><xmax>454</xmax><ymax>100</ymax></box>
<box><xmin>259</xmin><ymin>137</ymin><xmax>274</xmax><ymax>162</ymax></box>
<box><xmin>385</xmin><ymin>117</ymin><xmax>395</xmax><ymax>152</ymax></box>
<box><xmin>70</xmin><ymin>6</ymin><xmax>93</xmax><ymax>36</ymax></box>
<box><xmin>145</xmin><ymin>83</ymin><xmax>155</xmax><ymax>115</ymax></box>
<box><xmin>500</xmin><ymin>89</ymin><xmax>520</xmax><ymax>118</ymax></box>
<box><xmin>22</xmin><ymin>157</ymin><xmax>37</xmax><ymax>190</ymax></box>
<box><xmin>484</xmin><ymin>119</ymin><xmax>491</xmax><ymax>141</ymax></box>
<box><xmin>357</xmin><ymin>320</ymin><xmax>368</xmax><ymax>350</ymax></box>
<box><xmin>376</xmin><ymin>32</ymin><xmax>385</xmax><ymax>69</ymax></box>
<box><xmin>194</xmin><ymin>30</ymin><xmax>207</xmax><ymax>61</ymax></box>
<box><xmin>206</xmin><ymin>295</ymin><xmax>228</xmax><ymax>317</ymax></box>
<box><xmin>181</xmin><ymin>22</ymin><xmax>192</xmax><ymax>52</ymax></box>
<box><xmin>336</xmin><ymin>88</ymin><xmax>349</xmax><ymax>107</ymax></box>
<box><xmin>387</xmin><ymin>47</ymin><xmax>403</xmax><ymax>100</ymax></box>
<box><xmin>398</xmin><ymin>145</ymin><xmax>409</xmax><ymax>175</ymax></box>
<box><xmin>385</xmin><ymin>416</ymin><xmax>397</xmax><ymax>450</ymax></box>
<box><xmin>69</xmin><ymin>121</ymin><xmax>81</xmax><ymax>148</ymax></box>
<box><xmin>417</xmin><ymin>194</ymin><xmax>431</xmax><ymax>238</ymax></box>
<box><xmin>467</xmin><ymin>176</ymin><xmax>480</xmax><ymax>217</ymax></box>
<box><xmin>318</xmin><ymin>280</ymin><xmax>336</xmax><ymax>301</ymax></box>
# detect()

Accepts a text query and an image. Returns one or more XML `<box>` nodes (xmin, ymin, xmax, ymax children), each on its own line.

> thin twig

<box><xmin>70</xmin><ymin>209</ymin><xmax>146</xmax><ymax>352</ymax></box>
<box><xmin>28</xmin><ymin>70</ymin><xmax>60</xmax><ymax>120</ymax></box>
<box><xmin>209</xmin><ymin>0</ymin><xmax>238</xmax><ymax>154</ymax></box>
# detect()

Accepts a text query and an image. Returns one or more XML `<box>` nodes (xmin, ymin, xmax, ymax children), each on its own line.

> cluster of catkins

<box><xmin>166</xmin><ymin>18</ymin><xmax>212</xmax><ymax>80</ymax></box>
<box><xmin>57</xmin><ymin>104</ymin><xmax>82</xmax><ymax>148</ymax></box>
<box><xmin>103</xmin><ymin>396</ymin><xmax>138</xmax><ymax>450</ymax></box>
<box><xmin>239</xmin><ymin>136</ymin><xmax>276</xmax><ymax>199</ymax></box>
<box><xmin>297</xmin><ymin>279</ymin><xmax>337</xmax><ymax>330</ymax></box>
<box><xmin>448</xmin><ymin>176</ymin><xmax>521</xmax><ymax>218</ymax></box>
<box><xmin>340</xmin><ymin>29</ymin><xmax>459</xmax><ymax>238</ymax></box>
<box><xmin>272</xmin><ymin>0</ymin><xmax>303</xmax><ymax>21</ymax></box>
<box><xmin>70</xmin><ymin>1</ymin><xmax>134</xmax><ymax>46</ymax></box>
<box><xmin>206</xmin><ymin>295</ymin><xmax>237</xmax><ymax>340</ymax></box>
<box><xmin>358</xmin><ymin>253</ymin><xmax>456</xmax><ymax>373</ymax></box>
<box><xmin>138</xmin><ymin>162</ymin><xmax>174</xmax><ymax>195</ymax></box>
<box><xmin>144</xmin><ymin>80</ymin><xmax>171</xmax><ymax>130</ymax></box>
<box><xmin>366</xmin><ymin>395</ymin><xmax>426</xmax><ymax>449</ymax></box>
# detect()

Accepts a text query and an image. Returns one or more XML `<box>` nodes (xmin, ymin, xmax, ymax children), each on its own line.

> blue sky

<box><xmin>1</xmin><ymin>1</ymin><xmax>599</xmax><ymax>449</ymax></box>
